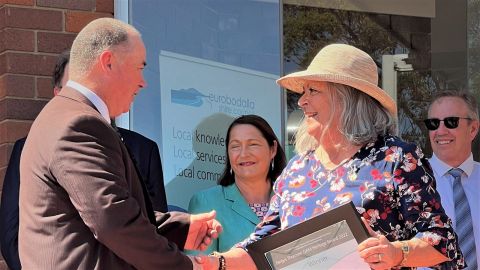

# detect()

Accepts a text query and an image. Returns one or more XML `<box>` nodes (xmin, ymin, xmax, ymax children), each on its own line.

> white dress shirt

<box><xmin>429</xmin><ymin>153</ymin><xmax>480</xmax><ymax>266</ymax></box>
<box><xmin>66</xmin><ymin>80</ymin><xmax>111</xmax><ymax>124</ymax></box>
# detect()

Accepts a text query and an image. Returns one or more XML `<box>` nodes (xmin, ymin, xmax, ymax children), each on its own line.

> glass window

<box><xmin>283</xmin><ymin>1</ymin><xmax>480</xmax><ymax>160</ymax></box>
<box><xmin>129</xmin><ymin>0</ymin><xmax>282</xmax><ymax>209</ymax></box>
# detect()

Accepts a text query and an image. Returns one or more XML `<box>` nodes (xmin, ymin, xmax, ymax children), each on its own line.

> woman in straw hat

<box><xmin>198</xmin><ymin>44</ymin><xmax>464</xmax><ymax>270</ymax></box>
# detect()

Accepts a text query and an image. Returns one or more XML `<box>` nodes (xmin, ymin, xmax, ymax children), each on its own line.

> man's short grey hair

<box><xmin>70</xmin><ymin>17</ymin><xmax>139</xmax><ymax>77</ymax></box>
<box><xmin>294</xmin><ymin>82</ymin><xmax>398</xmax><ymax>154</ymax></box>
<box><xmin>428</xmin><ymin>90</ymin><xmax>479</xmax><ymax>119</ymax></box>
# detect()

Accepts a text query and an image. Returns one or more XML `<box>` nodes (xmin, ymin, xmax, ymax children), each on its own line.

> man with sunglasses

<box><xmin>425</xmin><ymin>90</ymin><xmax>480</xmax><ymax>269</ymax></box>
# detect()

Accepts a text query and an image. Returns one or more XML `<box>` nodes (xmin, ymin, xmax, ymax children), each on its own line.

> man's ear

<box><xmin>99</xmin><ymin>50</ymin><xmax>113</xmax><ymax>72</ymax></box>
<box><xmin>470</xmin><ymin>119</ymin><xmax>479</xmax><ymax>140</ymax></box>
<box><xmin>53</xmin><ymin>86</ymin><xmax>61</xmax><ymax>96</ymax></box>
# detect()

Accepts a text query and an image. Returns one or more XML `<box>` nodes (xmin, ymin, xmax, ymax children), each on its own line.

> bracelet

<box><xmin>211</xmin><ymin>252</ymin><xmax>227</xmax><ymax>270</ymax></box>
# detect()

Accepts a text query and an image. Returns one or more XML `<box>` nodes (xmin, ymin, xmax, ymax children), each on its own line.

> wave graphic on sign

<box><xmin>171</xmin><ymin>88</ymin><xmax>209</xmax><ymax>107</ymax></box>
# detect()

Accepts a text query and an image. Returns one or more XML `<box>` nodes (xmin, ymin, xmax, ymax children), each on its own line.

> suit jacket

<box><xmin>188</xmin><ymin>183</ymin><xmax>262</xmax><ymax>253</ymax></box>
<box><xmin>0</xmin><ymin>138</ymin><xmax>25</xmax><ymax>270</ymax></box>
<box><xmin>0</xmin><ymin>131</ymin><xmax>168</xmax><ymax>270</ymax></box>
<box><xmin>118</xmin><ymin>128</ymin><xmax>168</xmax><ymax>213</ymax></box>
<box><xmin>19</xmin><ymin>87</ymin><xmax>192</xmax><ymax>269</ymax></box>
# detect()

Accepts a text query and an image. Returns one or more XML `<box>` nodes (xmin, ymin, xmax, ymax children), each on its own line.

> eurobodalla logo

<box><xmin>170</xmin><ymin>88</ymin><xmax>255</xmax><ymax>114</ymax></box>
<box><xmin>171</xmin><ymin>88</ymin><xmax>208</xmax><ymax>107</ymax></box>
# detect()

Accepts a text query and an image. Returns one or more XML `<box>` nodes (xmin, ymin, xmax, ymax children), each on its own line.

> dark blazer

<box><xmin>0</xmin><ymin>138</ymin><xmax>25</xmax><ymax>270</ymax></box>
<box><xmin>18</xmin><ymin>87</ymin><xmax>192</xmax><ymax>269</ymax></box>
<box><xmin>118</xmin><ymin>128</ymin><xmax>168</xmax><ymax>213</ymax></box>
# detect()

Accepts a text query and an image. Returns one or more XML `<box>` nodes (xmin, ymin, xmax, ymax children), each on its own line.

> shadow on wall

<box><xmin>166</xmin><ymin>113</ymin><xmax>235</xmax><ymax>212</ymax></box>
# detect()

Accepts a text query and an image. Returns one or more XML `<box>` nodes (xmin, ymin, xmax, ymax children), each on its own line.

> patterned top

<box><xmin>249</xmin><ymin>203</ymin><xmax>270</xmax><ymax>219</ymax></box>
<box><xmin>239</xmin><ymin>135</ymin><xmax>465</xmax><ymax>269</ymax></box>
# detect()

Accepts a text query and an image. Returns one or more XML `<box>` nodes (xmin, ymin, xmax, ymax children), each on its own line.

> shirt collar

<box><xmin>429</xmin><ymin>153</ymin><xmax>475</xmax><ymax>178</ymax></box>
<box><xmin>66</xmin><ymin>80</ymin><xmax>111</xmax><ymax>124</ymax></box>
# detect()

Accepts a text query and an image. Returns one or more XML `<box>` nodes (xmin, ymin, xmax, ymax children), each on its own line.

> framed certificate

<box><xmin>246</xmin><ymin>201</ymin><xmax>370</xmax><ymax>270</ymax></box>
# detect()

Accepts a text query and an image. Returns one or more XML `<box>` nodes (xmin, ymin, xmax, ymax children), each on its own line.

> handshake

<box><xmin>185</xmin><ymin>210</ymin><xmax>223</xmax><ymax>269</ymax></box>
<box><xmin>185</xmin><ymin>210</ymin><xmax>255</xmax><ymax>270</ymax></box>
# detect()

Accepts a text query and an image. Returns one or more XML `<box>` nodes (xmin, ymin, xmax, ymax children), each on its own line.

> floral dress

<box><xmin>239</xmin><ymin>135</ymin><xmax>465</xmax><ymax>269</ymax></box>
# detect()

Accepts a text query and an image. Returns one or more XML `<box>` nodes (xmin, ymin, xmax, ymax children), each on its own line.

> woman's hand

<box><xmin>192</xmin><ymin>248</ymin><xmax>257</xmax><ymax>270</ymax></box>
<box><xmin>358</xmin><ymin>235</ymin><xmax>402</xmax><ymax>269</ymax></box>
<box><xmin>357</xmin><ymin>217</ymin><xmax>402</xmax><ymax>269</ymax></box>
<box><xmin>190</xmin><ymin>255</ymin><xmax>219</xmax><ymax>270</ymax></box>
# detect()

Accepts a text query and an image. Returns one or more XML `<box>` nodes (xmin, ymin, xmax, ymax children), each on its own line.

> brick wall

<box><xmin>0</xmin><ymin>0</ymin><xmax>113</xmax><ymax>268</ymax></box>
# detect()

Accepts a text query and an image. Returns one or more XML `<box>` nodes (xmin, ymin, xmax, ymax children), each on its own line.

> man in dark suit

<box><xmin>0</xmin><ymin>50</ymin><xmax>70</xmax><ymax>270</ymax></box>
<box><xmin>18</xmin><ymin>18</ymin><xmax>220</xmax><ymax>269</ymax></box>
<box><xmin>116</xmin><ymin>126</ymin><xmax>168</xmax><ymax>212</ymax></box>
<box><xmin>0</xmin><ymin>139</ymin><xmax>25</xmax><ymax>270</ymax></box>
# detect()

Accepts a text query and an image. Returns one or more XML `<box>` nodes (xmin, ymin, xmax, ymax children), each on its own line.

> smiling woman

<box><xmin>188</xmin><ymin>115</ymin><xmax>286</xmax><ymax>254</ymax></box>
<box><xmin>200</xmin><ymin>44</ymin><xmax>466</xmax><ymax>270</ymax></box>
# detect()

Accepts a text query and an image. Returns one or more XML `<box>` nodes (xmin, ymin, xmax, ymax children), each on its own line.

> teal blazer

<box><xmin>188</xmin><ymin>183</ymin><xmax>264</xmax><ymax>254</ymax></box>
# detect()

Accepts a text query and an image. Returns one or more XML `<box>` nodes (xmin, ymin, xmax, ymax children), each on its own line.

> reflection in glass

<box><xmin>283</xmin><ymin>2</ymin><xmax>479</xmax><ymax>159</ymax></box>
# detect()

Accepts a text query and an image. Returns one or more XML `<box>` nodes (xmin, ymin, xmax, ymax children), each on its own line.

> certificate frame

<box><xmin>246</xmin><ymin>201</ymin><xmax>370</xmax><ymax>270</ymax></box>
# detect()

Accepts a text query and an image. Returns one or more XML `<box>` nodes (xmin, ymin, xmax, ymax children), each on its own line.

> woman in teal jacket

<box><xmin>188</xmin><ymin>115</ymin><xmax>286</xmax><ymax>253</ymax></box>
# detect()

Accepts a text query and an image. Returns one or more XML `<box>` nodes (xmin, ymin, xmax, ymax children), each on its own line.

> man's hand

<box><xmin>185</xmin><ymin>210</ymin><xmax>222</xmax><ymax>251</ymax></box>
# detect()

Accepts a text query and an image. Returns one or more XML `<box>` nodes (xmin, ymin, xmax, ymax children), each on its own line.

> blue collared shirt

<box><xmin>429</xmin><ymin>153</ymin><xmax>480</xmax><ymax>265</ymax></box>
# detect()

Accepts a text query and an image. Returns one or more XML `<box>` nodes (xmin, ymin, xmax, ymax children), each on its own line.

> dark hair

<box><xmin>52</xmin><ymin>50</ymin><xmax>70</xmax><ymax>88</ymax></box>
<box><xmin>218</xmin><ymin>114</ymin><xmax>287</xmax><ymax>187</ymax></box>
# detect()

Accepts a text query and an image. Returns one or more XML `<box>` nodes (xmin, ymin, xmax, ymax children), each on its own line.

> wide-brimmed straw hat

<box><xmin>277</xmin><ymin>44</ymin><xmax>397</xmax><ymax>116</ymax></box>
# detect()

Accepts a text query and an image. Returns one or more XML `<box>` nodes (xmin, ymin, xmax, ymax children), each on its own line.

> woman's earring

<box><xmin>230</xmin><ymin>168</ymin><xmax>233</xmax><ymax>175</ymax></box>
<box><xmin>271</xmin><ymin>160</ymin><xmax>274</xmax><ymax>171</ymax></box>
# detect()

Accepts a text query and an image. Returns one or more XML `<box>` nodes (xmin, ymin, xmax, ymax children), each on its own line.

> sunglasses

<box><xmin>423</xmin><ymin>117</ymin><xmax>472</xmax><ymax>131</ymax></box>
